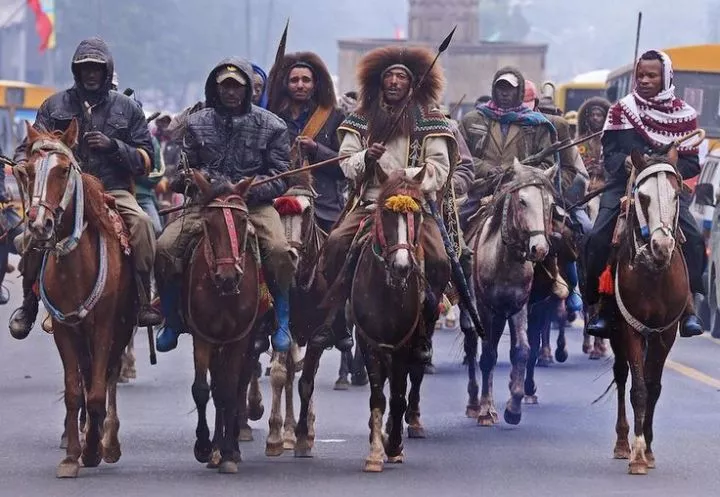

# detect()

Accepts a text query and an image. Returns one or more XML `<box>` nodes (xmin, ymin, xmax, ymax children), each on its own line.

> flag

<box><xmin>27</xmin><ymin>0</ymin><xmax>55</xmax><ymax>52</ymax></box>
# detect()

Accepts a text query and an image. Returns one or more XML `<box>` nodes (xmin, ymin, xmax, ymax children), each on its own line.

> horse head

<box><xmin>24</xmin><ymin>119</ymin><xmax>80</xmax><ymax>244</ymax></box>
<box><xmin>194</xmin><ymin>170</ymin><xmax>254</xmax><ymax>295</ymax></box>
<box><xmin>630</xmin><ymin>146</ymin><xmax>681</xmax><ymax>268</ymax></box>
<box><xmin>373</xmin><ymin>166</ymin><xmax>425</xmax><ymax>286</ymax></box>
<box><xmin>496</xmin><ymin>160</ymin><xmax>556</xmax><ymax>262</ymax></box>
<box><xmin>273</xmin><ymin>169</ymin><xmax>317</xmax><ymax>263</ymax></box>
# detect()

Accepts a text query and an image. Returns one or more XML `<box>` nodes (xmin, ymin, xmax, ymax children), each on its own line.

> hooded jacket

<box><xmin>14</xmin><ymin>38</ymin><xmax>153</xmax><ymax>192</ymax></box>
<box><xmin>183</xmin><ymin>57</ymin><xmax>290</xmax><ymax>205</ymax></box>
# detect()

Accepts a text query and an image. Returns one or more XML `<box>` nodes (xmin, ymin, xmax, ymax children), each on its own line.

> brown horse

<box><xmin>345</xmin><ymin>167</ymin><xmax>445</xmax><ymax>472</ymax></box>
<box><xmin>184</xmin><ymin>171</ymin><xmax>260</xmax><ymax>474</ymax></box>
<box><xmin>605</xmin><ymin>148</ymin><xmax>686</xmax><ymax>475</ymax></box>
<box><xmin>21</xmin><ymin>120</ymin><xmax>135</xmax><ymax>478</ymax></box>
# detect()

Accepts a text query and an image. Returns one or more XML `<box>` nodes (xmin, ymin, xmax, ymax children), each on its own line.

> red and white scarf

<box><xmin>604</xmin><ymin>50</ymin><xmax>699</xmax><ymax>154</ymax></box>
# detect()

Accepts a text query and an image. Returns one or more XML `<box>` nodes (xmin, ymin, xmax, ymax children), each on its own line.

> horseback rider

<box><xmin>267</xmin><ymin>52</ymin><xmax>352</xmax><ymax>351</ymax></box>
<box><xmin>576</xmin><ymin>97</ymin><xmax>611</xmax><ymax>184</ymax></box>
<box><xmin>459</xmin><ymin>68</ymin><xmax>571</xmax><ymax>302</ymax></box>
<box><xmin>154</xmin><ymin>57</ymin><xmax>296</xmax><ymax>353</ymax></box>
<box><xmin>314</xmin><ymin>45</ymin><xmax>456</xmax><ymax>360</ymax></box>
<box><xmin>9</xmin><ymin>37</ymin><xmax>162</xmax><ymax>339</ymax></box>
<box><xmin>585</xmin><ymin>49</ymin><xmax>706</xmax><ymax>338</ymax></box>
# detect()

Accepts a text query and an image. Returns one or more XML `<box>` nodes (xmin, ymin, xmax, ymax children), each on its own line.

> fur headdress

<box><xmin>267</xmin><ymin>51</ymin><xmax>337</xmax><ymax>114</ymax></box>
<box><xmin>577</xmin><ymin>96</ymin><xmax>610</xmax><ymax>137</ymax></box>
<box><xmin>356</xmin><ymin>45</ymin><xmax>445</xmax><ymax>113</ymax></box>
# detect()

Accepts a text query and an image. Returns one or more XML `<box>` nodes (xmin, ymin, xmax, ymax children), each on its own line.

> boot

<box><xmin>414</xmin><ymin>333</ymin><xmax>433</xmax><ymax>364</ymax></box>
<box><xmin>156</xmin><ymin>280</ymin><xmax>183</xmax><ymax>352</ymax></box>
<box><xmin>268</xmin><ymin>284</ymin><xmax>291</xmax><ymax>352</ymax></box>
<box><xmin>136</xmin><ymin>271</ymin><xmax>163</xmax><ymax>327</ymax></box>
<box><xmin>9</xmin><ymin>284</ymin><xmax>39</xmax><ymax>340</ymax></box>
<box><xmin>679</xmin><ymin>294</ymin><xmax>704</xmax><ymax>337</ymax></box>
<box><xmin>586</xmin><ymin>298</ymin><xmax>612</xmax><ymax>339</ymax></box>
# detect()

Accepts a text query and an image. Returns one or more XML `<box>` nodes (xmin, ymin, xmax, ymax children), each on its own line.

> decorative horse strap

<box><xmin>373</xmin><ymin>191</ymin><xmax>420</xmax><ymax>262</ymax></box>
<box><xmin>632</xmin><ymin>164</ymin><xmax>680</xmax><ymax>242</ymax></box>
<box><xmin>201</xmin><ymin>195</ymin><xmax>250</xmax><ymax>275</ymax></box>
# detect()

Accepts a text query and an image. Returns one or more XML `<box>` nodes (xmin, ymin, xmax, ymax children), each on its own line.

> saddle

<box><xmin>102</xmin><ymin>194</ymin><xmax>132</xmax><ymax>257</ymax></box>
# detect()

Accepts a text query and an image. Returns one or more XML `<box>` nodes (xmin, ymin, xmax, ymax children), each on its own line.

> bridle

<box><xmin>278</xmin><ymin>192</ymin><xmax>322</xmax><ymax>291</ymax></box>
<box><xmin>632</xmin><ymin>162</ymin><xmax>681</xmax><ymax>253</ymax></box>
<box><xmin>499</xmin><ymin>179</ymin><xmax>553</xmax><ymax>261</ymax></box>
<box><xmin>372</xmin><ymin>189</ymin><xmax>423</xmax><ymax>272</ymax></box>
<box><xmin>201</xmin><ymin>194</ymin><xmax>251</xmax><ymax>294</ymax></box>
<box><xmin>27</xmin><ymin>139</ymin><xmax>85</xmax><ymax>255</ymax></box>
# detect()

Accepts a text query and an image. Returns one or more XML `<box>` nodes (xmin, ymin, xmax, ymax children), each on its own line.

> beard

<box><xmin>366</xmin><ymin>93</ymin><xmax>413</xmax><ymax>144</ymax></box>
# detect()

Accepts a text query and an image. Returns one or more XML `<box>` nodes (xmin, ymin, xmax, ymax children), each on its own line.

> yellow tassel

<box><xmin>384</xmin><ymin>194</ymin><xmax>420</xmax><ymax>213</ymax></box>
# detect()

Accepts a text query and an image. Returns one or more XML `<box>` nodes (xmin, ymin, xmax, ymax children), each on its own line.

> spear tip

<box><xmin>439</xmin><ymin>25</ymin><xmax>457</xmax><ymax>52</ymax></box>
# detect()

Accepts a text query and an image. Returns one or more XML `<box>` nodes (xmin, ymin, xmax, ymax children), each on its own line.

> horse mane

<box><xmin>285</xmin><ymin>166</ymin><xmax>313</xmax><ymax>190</ymax></box>
<box><xmin>198</xmin><ymin>181</ymin><xmax>246</xmax><ymax>207</ymax></box>
<box><xmin>80</xmin><ymin>174</ymin><xmax>116</xmax><ymax>238</ymax></box>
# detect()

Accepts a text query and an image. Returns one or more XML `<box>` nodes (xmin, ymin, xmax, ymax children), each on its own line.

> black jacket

<box><xmin>183</xmin><ymin>57</ymin><xmax>291</xmax><ymax>206</ymax></box>
<box><xmin>278</xmin><ymin>104</ymin><xmax>346</xmax><ymax>223</ymax></box>
<box><xmin>14</xmin><ymin>38</ymin><xmax>153</xmax><ymax>192</ymax></box>
<box><xmin>602</xmin><ymin>128</ymin><xmax>700</xmax><ymax>187</ymax></box>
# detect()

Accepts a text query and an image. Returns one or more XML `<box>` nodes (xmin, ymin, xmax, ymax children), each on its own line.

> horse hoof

<box><xmin>102</xmin><ymin>444</ymin><xmax>122</xmax><ymax>464</ymax></box>
<box><xmin>477</xmin><ymin>414</ymin><xmax>495</xmax><ymax>427</ymax></box>
<box><xmin>118</xmin><ymin>375</ymin><xmax>129</xmax><ymax>384</ymax></box>
<box><xmin>407</xmin><ymin>425</ymin><xmax>426</xmax><ymax>439</ymax></box>
<box><xmin>60</xmin><ymin>435</ymin><xmax>68</xmax><ymax>450</ymax></box>
<box><xmin>466</xmin><ymin>406</ymin><xmax>480</xmax><ymax>418</ymax></box>
<box><xmin>194</xmin><ymin>440</ymin><xmax>213</xmax><ymax>463</ymax></box>
<box><xmin>218</xmin><ymin>461</ymin><xmax>238</xmax><ymax>474</ymax></box>
<box><xmin>265</xmin><ymin>442</ymin><xmax>284</xmax><ymax>457</ymax></box>
<box><xmin>582</xmin><ymin>342</ymin><xmax>592</xmax><ymax>354</ymax></box>
<box><xmin>614</xmin><ymin>443</ymin><xmax>631</xmax><ymax>460</ymax></box>
<box><xmin>363</xmin><ymin>459</ymin><xmax>384</xmax><ymax>473</ymax></box>
<box><xmin>537</xmin><ymin>356</ymin><xmax>553</xmax><ymax>368</ymax></box>
<box><xmin>283</xmin><ymin>438</ymin><xmax>296</xmax><ymax>451</ymax></box>
<box><xmin>387</xmin><ymin>452</ymin><xmax>405</xmax><ymax>464</ymax></box>
<box><xmin>424</xmin><ymin>364</ymin><xmax>436</xmax><ymax>375</ymax></box>
<box><xmin>503</xmin><ymin>408</ymin><xmax>522</xmax><ymax>425</ymax></box>
<box><xmin>334</xmin><ymin>378</ymin><xmax>350</xmax><ymax>391</ymax></box>
<box><xmin>351</xmin><ymin>373</ymin><xmax>369</xmax><ymax>386</ymax></box>
<box><xmin>206</xmin><ymin>449</ymin><xmax>221</xmax><ymax>468</ymax></box>
<box><xmin>555</xmin><ymin>348</ymin><xmax>568</xmax><ymax>363</ymax></box>
<box><xmin>646</xmin><ymin>452</ymin><xmax>656</xmax><ymax>469</ymax></box>
<box><xmin>56</xmin><ymin>459</ymin><xmax>80</xmax><ymax>478</ymax></box>
<box><xmin>248</xmin><ymin>404</ymin><xmax>264</xmax><ymax>421</ymax></box>
<box><xmin>81</xmin><ymin>450</ymin><xmax>102</xmax><ymax>468</ymax></box>
<box><xmin>589</xmin><ymin>351</ymin><xmax>602</xmax><ymax>360</ymax></box>
<box><xmin>294</xmin><ymin>446</ymin><xmax>313</xmax><ymax>458</ymax></box>
<box><xmin>628</xmin><ymin>462</ymin><xmax>648</xmax><ymax>475</ymax></box>
<box><xmin>237</xmin><ymin>427</ymin><xmax>254</xmax><ymax>442</ymax></box>
<box><xmin>523</xmin><ymin>395</ymin><xmax>538</xmax><ymax>405</ymax></box>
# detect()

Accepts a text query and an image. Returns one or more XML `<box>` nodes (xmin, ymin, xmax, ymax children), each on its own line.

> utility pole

<box><xmin>246</xmin><ymin>0</ymin><xmax>252</xmax><ymax>60</ymax></box>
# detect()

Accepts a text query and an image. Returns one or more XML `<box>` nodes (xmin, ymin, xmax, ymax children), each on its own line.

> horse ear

<box><xmin>25</xmin><ymin>121</ymin><xmax>40</xmax><ymax>144</ymax></box>
<box><xmin>630</xmin><ymin>149</ymin><xmax>645</xmax><ymax>171</ymax></box>
<box><xmin>375</xmin><ymin>164</ymin><xmax>389</xmax><ymax>184</ymax></box>
<box><xmin>543</xmin><ymin>165</ymin><xmax>558</xmax><ymax>180</ymax></box>
<box><xmin>62</xmin><ymin>118</ymin><xmax>79</xmax><ymax>148</ymax></box>
<box><xmin>192</xmin><ymin>169</ymin><xmax>211</xmax><ymax>197</ymax></box>
<box><xmin>234</xmin><ymin>176</ymin><xmax>255</xmax><ymax>198</ymax></box>
<box><xmin>412</xmin><ymin>164</ymin><xmax>426</xmax><ymax>183</ymax></box>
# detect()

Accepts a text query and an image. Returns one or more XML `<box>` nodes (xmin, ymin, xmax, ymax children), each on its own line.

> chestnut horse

<box><xmin>184</xmin><ymin>172</ymin><xmax>260</xmax><ymax>474</ymax></box>
<box><xmin>605</xmin><ymin>147</ymin><xmax>686</xmax><ymax>475</ymax></box>
<box><xmin>22</xmin><ymin>120</ymin><xmax>135</xmax><ymax>478</ymax></box>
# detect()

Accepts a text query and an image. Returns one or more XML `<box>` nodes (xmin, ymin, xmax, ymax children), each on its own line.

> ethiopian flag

<box><xmin>27</xmin><ymin>0</ymin><xmax>56</xmax><ymax>52</ymax></box>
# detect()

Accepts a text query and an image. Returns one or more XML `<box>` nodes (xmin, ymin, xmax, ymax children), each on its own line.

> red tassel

<box><xmin>273</xmin><ymin>196</ymin><xmax>304</xmax><ymax>215</ymax></box>
<box><xmin>599</xmin><ymin>265</ymin><xmax>614</xmax><ymax>295</ymax></box>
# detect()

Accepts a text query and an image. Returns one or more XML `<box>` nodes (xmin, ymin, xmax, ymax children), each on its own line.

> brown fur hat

<box><xmin>356</xmin><ymin>45</ymin><xmax>445</xmax><ymax>112</ymax></box>
<box><xmin>577</xmin><ymin>96</ymin><xmax>611</xmax><ymax>136</ymax></box>
<box><xmin>267</xmin><ymin>51</ymin><xmax>337</xmax><ymax>114</ymax></box>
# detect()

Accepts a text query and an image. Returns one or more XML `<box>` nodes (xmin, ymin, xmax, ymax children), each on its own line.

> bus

<box><xmin>606</xmin><ymin>44</ymin><xmax>720</xmax><ymax>143</ymax></box>
<box><xmin>554</xmin><ymin>70</ymin><xmax>609</xmax><ymax>113</ymax></box>
<box><xmin>0</xmin><ymin>80</ymin><xmax>55</xmax><ymax>155</ymax></box>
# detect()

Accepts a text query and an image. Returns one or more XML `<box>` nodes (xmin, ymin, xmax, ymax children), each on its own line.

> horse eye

<box><xmin>518</xmin><ymin>198</ymin><xmax>527</xmax><ymax>207</ymax></box>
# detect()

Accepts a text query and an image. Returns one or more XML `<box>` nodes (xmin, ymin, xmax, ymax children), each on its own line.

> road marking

<box><xmin>700</xmin><ymin>333</ymin><xmax>720</xmax><ymax>347</ymax></box>
<box><xmin>666</xmin><ymin>359</ymin><xmax>720</xmax><ymax>390</ymax></box>
<box><xmin>316</xmin><ymin>439</ymin><xmax>346</xmax><ymax>443</ymax></box>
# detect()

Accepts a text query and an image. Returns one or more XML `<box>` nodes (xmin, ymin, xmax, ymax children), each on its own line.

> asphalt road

<box><xmin>1</xmin><ymin>273</ymin><xmax>719</xmax><ymax>497</ymax></box>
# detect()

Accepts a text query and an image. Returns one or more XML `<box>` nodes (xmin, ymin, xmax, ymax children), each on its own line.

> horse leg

<box><xmin>537</xmin><ymin>305</ymin><xmax>553</xmax><ymax>367</ymax></box>
<box><xmin>505</xmin><ymin>307</ymin><xmax>530</xmax><ymax>425</ymax></box>
<box><xmin>82</xmin><ymin>328</ymin><xmax>113</xmax><ymax>469</ymax></box>
<box><xmin>386</xmin><ymin>349</ymin><xmax>409</xmax><ymax>463</ymax></box>
<box><xmin>624</xmin><ymin>326</ymin><xmax>649</xmax><ymax>475</ymax></box>
<box><xmin>335</xmin><ymin>349</ymin><xmax>352</xmax><ymax>390</ymax></box>
<box><xmin>610</xmin><ymin>334</ymin><xmax>630</xmax><ymax>459</ymax></box>
<box><xmin>405</xmin><ymin>357</ymin><xmax>426</xmax><ymax>438</ymax></box>
<box><xmin>477</xmin><ymin>314</ymin><xmax>503</xmax><ymax>426</ymax></box>
<box><xmin>591</xmin><ymin>337</ymin><xmax>608</xmax><ymax>360</ymax></box>
<box><xmin>555</xmin><ymin>303</ymin><xmax>568</xmax><ymax>363</ymax></box>
<box><xmin>192</xmin><ymin>340</ymin><xmax>213</xmax><ymax>464</ymax></box>
<box><xmin>525</xmin><ymin>304</ymin><xmax>543</xmax><ymax>405</ymax></box>
<box><xmin>295</xmin><ymin>346</ymin><xmax>322</xmax><ymax>457</ymax></box>
<box><xmin>54</xmin><ymin>330</ymin><xmax>83</xmax><ymax>478</ymax></box>
<box><xmin>247</xmin><ymin>357</ymin><xmax>264</xmax><ymax>421</ymax></box>
<box><xmin>582</xmin><ymin>327</ymin><xmax>593</xmax><ymax>355</ymax></box>
<box><xmin>643</xmin><ymin>331</ymin><xmax>676</xmax><ymax>469</ymax></box>
<box><xmin>101</xmin><ymin>363</ymin><xmax>122</xmax><ymax>464</ymax></box>
<box><xmin>351</xmin><ymin>340</ymin><xmax>369</xmax><ymax>386</ymax></box>
<box><xmin>215</xmin><ymin>350</ymin><xmax>241</xmax><ymax>474</ymax></box>
<box><xmin>463</xmin><ymin>323</ymin><xmax>480</xmax><ymax>417</ymax></box>
<box><xmin>236</xmin><ymin>356</ymin><xmax>253</xmax><ymax>443</ymax></box>
<box><xmin>283</xmin><ymin>351</ymin><xmax>297</xmax><ymax>450</ymax></box>
<box><xmin>119</xmin><ymin>330</ymin><xmax>137</xmax><ymax>383</ymax></box>
<box><xmin>361</xmin><ymin>339</ymin><xmax>387</xmax><ymax>473</ymax></box>
<box><xmin>265</xmin><ymin>351</ymin><xmax>287</xmax><ymax>456</ymax></box>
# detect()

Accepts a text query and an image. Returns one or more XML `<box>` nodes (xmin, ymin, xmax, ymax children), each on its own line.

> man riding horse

<box><xmin>585</xmin><ymin>49</ymin><xmax>706</xmax><ymax>338</ymax></box>
<box><xmin>9</xmin><ymin>37</ymin><xmax>162</xmax><ymax>339</ymax></box>
<box><xmin>315</xmin><ymin>45</ymin><xmax>456</xmax><ymax>361</ymax></box>
<box><xmin>154</xmin><ymin>57</ymin><xmax>296</xmax><ymax>354</ymax></box>
<box><xmin>266</xmin><ymin>51</ymin><xmax>351</xmax><ymax>351</ymax></box>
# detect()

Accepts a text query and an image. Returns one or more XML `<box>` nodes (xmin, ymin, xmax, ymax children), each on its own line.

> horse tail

<box><xmin>592</xmin><ymin>378</ymin><xmax>616</xmax><ymax>405</ymax></box>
